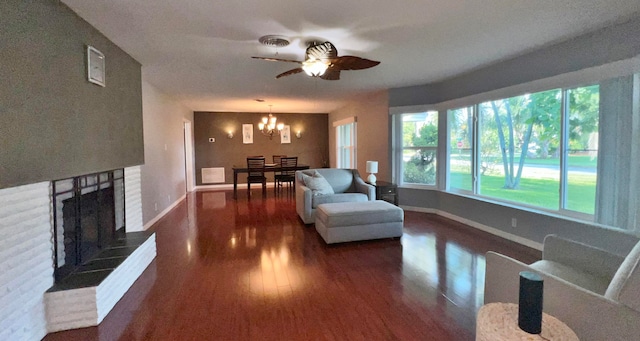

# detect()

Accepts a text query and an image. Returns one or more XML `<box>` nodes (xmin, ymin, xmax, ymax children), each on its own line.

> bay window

<box><xmin>445</xmin><ymin>85</ymin><xmax>599</xmax><ymax>216</ymax></box>
<box><xmin>392</xmin><ymin>71</ymin><xmax>640</xmax><ymax>230</ymax></box>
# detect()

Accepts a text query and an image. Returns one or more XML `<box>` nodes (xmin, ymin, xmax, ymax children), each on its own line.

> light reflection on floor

<box><xmin>44</xmin><ymin>190</ymin><xmax>539</xmax><ymax>341</ymax></box>
<box><xmin>400</xmin><ymin>231</ymin><xmax>486</xmax><ymax>322</ymax></box>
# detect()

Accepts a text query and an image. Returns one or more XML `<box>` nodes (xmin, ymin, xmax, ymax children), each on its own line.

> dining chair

<box><xmin>272</xmin><ymin>154</ymin><xmax>286</xmax><ymax>188</ymax></box>
<box><xmin>275</xmin><ymin>156</ymin><xmax>297</xmax><ymax>193</ymax></box>
<box><xmin>246</xmin><ymin>157</ymin><xmax>266</xmax><ymax>197</ymax></box>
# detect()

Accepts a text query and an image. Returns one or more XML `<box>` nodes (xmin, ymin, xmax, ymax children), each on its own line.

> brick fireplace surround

<box><xmin>0</xmin><ymin>166</ymin><xmax>156</xmax><ymax>340</ymax></box>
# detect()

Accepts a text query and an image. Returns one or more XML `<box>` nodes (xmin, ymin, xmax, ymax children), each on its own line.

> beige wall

<box><xmin>140</xmin><ymin>81</ymin><xmax>194</xmax><ymax>225</ymax></box>
<box><xmin>329</xmin><ymin>90</ymin><xmax>390</xmax><ymax>181</ymax></box>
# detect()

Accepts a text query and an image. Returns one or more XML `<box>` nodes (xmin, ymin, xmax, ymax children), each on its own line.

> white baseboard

<box><xmin>195</xmin><ymin>183</ymin><xmax>278</xmax><ymax>191</ymax></box>
<box><xmin>196</xmin><ymin>184</ymin><xmax>233</xmax><ymax>191</ymax></box>
<box><xmin>401</xmin><ymin>206</ymin><xmax>438</xmax><ymax>215</ymax></box>
<box><xmin>401</xmin><ymin>205</ymin><xmax>543</xmax><ymax>251</ymax></box>
<box><xmin>143</xmin><ymin>194</ymin><xmax>186</xmax><ymax>230</ymax></box>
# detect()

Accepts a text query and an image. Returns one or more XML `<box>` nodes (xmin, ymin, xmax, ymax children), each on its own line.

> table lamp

<box><xmin>366</xmin><ymin>161</ymin><xmax>378</xmax><ymax>184</ymax></box>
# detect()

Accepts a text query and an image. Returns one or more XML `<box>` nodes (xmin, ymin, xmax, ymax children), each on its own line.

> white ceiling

<box><xmin>62</xmin><ymin>0</ymin><xmax>640</xmax><ymax>113</ymax></box>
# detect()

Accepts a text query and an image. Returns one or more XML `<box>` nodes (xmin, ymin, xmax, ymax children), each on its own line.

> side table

<box><xmin>369</xmin><ymin>181</ymin><xmax>398</xmax><ymax>205</ymax></box>
<box><xmin>476</xmin><ymin>302</ymin><xmax>579</xmax><ymax>340</ymax></box>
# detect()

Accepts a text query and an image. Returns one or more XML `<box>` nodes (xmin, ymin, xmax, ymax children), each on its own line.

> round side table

<box><xmin>476</xmin><ymin>302</ymin><xmax>579</xmax><ymax>341</ymax></box>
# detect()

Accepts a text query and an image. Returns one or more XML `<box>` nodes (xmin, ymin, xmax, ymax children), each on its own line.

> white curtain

<box><xmin>595</xmin><ymin>74</ymin><xmax>640</xmax><ymax>233</ymax></box>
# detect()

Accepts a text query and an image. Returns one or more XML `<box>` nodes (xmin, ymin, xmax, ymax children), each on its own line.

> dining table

<box><xmin>232</xmin><ymin>163</ymin><xmax>310</xmax><ymax>198</ymax></box>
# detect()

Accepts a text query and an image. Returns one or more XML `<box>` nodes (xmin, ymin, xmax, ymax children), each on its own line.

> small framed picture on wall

<box><xmin>281</xmin><ymin>125</ymin><xmax>291</xmax><ymax>144</ymax></box>
<box><xmin>242</xmin><ymin>124</ymin><xmax>253</xmax><ymax>144</ymax></box>
<box><xmin>87</xmin><ymin>45</ymin><xmax>105</xmax><ymax>87</ymax></box>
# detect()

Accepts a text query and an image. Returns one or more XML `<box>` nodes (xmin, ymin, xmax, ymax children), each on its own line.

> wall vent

<box><xmin>201</xmin><ymin>167</ymin><xmax>225</xmax><ymax>183</ymax></box>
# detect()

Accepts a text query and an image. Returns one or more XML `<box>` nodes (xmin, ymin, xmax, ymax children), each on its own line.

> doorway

<box><xmin>183</xmin><ymin>120</ymin><xmax>195</xmax><ymax>192</ymax></box>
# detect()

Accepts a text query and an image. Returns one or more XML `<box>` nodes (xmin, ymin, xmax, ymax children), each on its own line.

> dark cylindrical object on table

<box><xmin>518</xmin><ymin>271</ymin><xmax>543</xmax><ymax>334</ymax></box>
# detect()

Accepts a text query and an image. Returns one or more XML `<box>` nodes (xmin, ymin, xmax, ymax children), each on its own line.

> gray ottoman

<box><xmin>315</xmin><ymin>200</ymin><xmax>404</xmax><ymax>244</ymax></box>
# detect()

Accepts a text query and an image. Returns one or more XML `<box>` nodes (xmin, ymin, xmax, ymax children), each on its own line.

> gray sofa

<box><xmin>485</xmin><ymin>233</ymin><xmax>640</xmax><ymax>341</ymax></box>
<box><xmin>295</xmin><ymin>168</ymin><xmax>375</xmax><ymax>224</ymax></box>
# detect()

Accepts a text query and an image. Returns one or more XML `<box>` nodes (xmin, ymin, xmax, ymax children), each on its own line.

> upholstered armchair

<box><xmin>485</xmin><ymin>233</ymin><xmax>640</xmax><ymax>341</ymax></box>
<box><xmin>295</xmin><ymin>168</ymin><xmax>375</xmax><ymax>224</ymax></box>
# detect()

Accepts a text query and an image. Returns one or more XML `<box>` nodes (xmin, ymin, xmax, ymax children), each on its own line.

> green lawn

<box><xmin>416</xmin><ymin>154</ymin><xmax>597</xmax><ymax>214</ymax></box>
<box><xmin>450</xmin><ymin>154</ymin><xmax>597</xmax><ymax>168</ymax></box>
<box><xmin>450</xmin><ymin>171</ymin><xmax>596</xmax><ymax>214</ymax></box>
<box><xmin>521</xmin><ymin>155</ymin><xmax>597</xmax><ymax>169</ymax></box>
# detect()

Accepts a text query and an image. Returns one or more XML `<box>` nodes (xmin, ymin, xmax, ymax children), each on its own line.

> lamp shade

<box><xmin>366</xmin><ymin>161</ymin><xmax>378</xmax><ymax>174</ymax></box>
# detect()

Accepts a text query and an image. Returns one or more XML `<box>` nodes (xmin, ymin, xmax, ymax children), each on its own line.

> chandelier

<box><xmin>258</xmin><ymin>105</ymin><xmax>284</xmax><ymax>139</ymax></box>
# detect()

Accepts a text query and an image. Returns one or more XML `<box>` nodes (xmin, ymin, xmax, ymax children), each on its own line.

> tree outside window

<box><xmin>401</xmin><ymin>112</ymin><xmax>438</xmax><ymax>185</ymax></box>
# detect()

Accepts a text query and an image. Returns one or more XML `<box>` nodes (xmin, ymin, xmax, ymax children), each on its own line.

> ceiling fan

<box><xmin>252</xmin><ymin>41</ymin><xmax>380</xmax><ymax>80</ymax></box>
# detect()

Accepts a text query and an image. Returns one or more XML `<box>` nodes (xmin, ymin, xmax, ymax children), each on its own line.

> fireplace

<box><xmin>52</xmin><ymin>169</ymin><xmax>125</xmax><ymax>282</ymax></box>
<box><xmin>44</xmin><ymin>166</ymin><xmax>157</xmax><ymax>333</ymax></box>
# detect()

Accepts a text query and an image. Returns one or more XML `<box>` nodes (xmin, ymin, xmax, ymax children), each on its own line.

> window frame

<box><xmin>446</xmin><ymin>106</ymin><xmax>476</xmax><ymax>195</ymax></box>
<box><xmin>442</xmin><ymin>85</ymin><xmax>599</xmax><ymax>220</ymax></box>
<box><xmin>393</xmin><ymin>109</ymin><xmax>440</xmax><ymax>188</ymax></box>
<box><xmin>334</xmin><ymin>117</ymin><xmax>357</xmax><ymax>169</ymax></box>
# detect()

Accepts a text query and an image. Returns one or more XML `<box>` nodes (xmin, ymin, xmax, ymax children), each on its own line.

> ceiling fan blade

<box><xmin>330</xmin><ymin>56</ymin><xmax>380</xmax><ymax>70</ymax></box>
<box><xmin>275</xmin><ymin>68</ymin><xmax>304</xmax><ymax>79</ymax></box>
<box><xmin>306</xmin><ymin>41</ymin><xmax>338</xmax><ymax>60</ymax></box>
<box><xmin>251</xmin><ymin>56</ymin><xmax>302</xmax><ymax>64</ymax></box>
<box><xmin>320</xmin><ymin>68</ymin><xmax>341</xmax><ymax>81</ymax></box>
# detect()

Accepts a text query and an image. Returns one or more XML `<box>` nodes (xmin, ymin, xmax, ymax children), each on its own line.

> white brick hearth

<box><xmin>45</xmin><ymin>234</ymin><xmax>156</xmax><ymax>332</ymax></box>
<box><xmin>0</xmin><ymin>166</ymin><xmax>155</xmax><ymax>340</ymax></box>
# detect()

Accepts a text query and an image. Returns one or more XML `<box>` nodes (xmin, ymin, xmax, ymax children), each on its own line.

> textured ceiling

<box><xmin>62</xmin><ymin>0</ymin><xmax>640</xmax><ymax>113</ymax></box>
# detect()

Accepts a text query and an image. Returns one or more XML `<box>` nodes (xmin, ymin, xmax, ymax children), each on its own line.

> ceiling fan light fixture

<box><xmin>302</xmin><ymin>59</ymin><xmax>328</xmax><ymax>77</ymax></box>
<box><xmin>252</xmin><ymin>40</ymin><xmax>379</xmax><ymax>80</ymax></box>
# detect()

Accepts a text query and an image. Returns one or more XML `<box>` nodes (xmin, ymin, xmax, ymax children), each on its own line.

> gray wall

<box><xmin>391</xmin><ymin>15</ymin><xmax>640</xmax><ymax>247</ymax></box>
<box><xmin>390</xmin><ymin>16</ymin><xmax>640</xmax><ymax>107</ymax></box>
<box><xmin>399</xmin><ymin>189</ymin><xmax>639</xmax><ymax>253</ymax></box>
<box><xmin>0</xmin><ymin>0</ymin><xmax>143</xmax><ymax>189</ymax></box>
<box><xmin>194</xmin><ymin>112</ymin><xmax>329</xmax><ymax>185</ymax></box>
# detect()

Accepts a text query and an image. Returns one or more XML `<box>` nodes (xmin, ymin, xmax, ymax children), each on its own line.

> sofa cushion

<box><xmin>605</xmin><ymin>240</ymin><xmax>640</xmax><ymax>311</ymax></box>
<box><xmin>312</xmin><ymin>193</ymin><xmax>368</xmax><ymax>208</ymax></box>
<box><xmin>314</xmin><ymin>169</ymin><xmax>355</xmax><ymax>193</ymax></box>
<box><xmin>530</xmin><ymin>260</ymin><xmax>610</xmax><ymax>295</ymax></box>
<box><xmin>302</xmin><ymin>171</ymin><xmax>334</xmax><ymax>196</ymax></box>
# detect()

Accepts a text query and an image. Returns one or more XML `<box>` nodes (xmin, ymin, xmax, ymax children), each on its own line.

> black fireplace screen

<box><xmin>52</xmin><ymin>169</ymin><xmax>125</xmax><ymax>282</ymax></box>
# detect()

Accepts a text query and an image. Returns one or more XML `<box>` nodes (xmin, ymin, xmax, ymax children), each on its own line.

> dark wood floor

<box><xmin>45</xmin><ymin>188</ymin><xmax>540</xmax><ymax>341</ymax></box>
